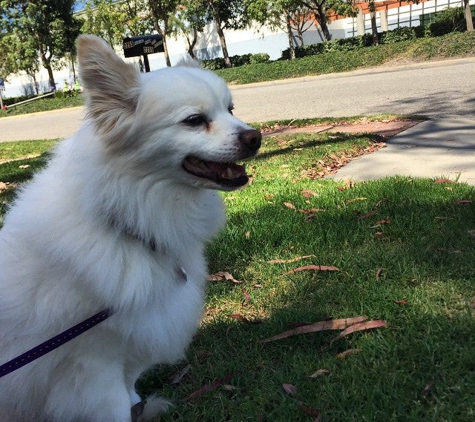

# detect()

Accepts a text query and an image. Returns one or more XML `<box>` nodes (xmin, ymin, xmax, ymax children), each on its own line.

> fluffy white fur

<box><xmin>0</xmin><ymin>35</ymin><xmax>260</xmax><ymax>422</ymax></box>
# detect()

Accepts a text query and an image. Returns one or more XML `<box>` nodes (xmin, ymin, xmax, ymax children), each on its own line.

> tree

<box><xmin>247</xmin><ymin>0</ymin><xmax>313</xmax><ymax>59</ymax></box>
<box><xmin>187</xmin><ymin>0</ymin><xmax>250</xmax><ymax>68</ymax></box>
<box><xmin>147</xmin><ymin>0</ymin><xmax>181</xmax><ymax>67</ymax></box>
<box><xmin>82</xmin><ymin>0</ymin><xmax>153</xmax><ymax>46</ymax></box>
<box><xmin>301</xmin><ymin>0</ymin><xmax>356</xmax><ymax>41</ymax></box>
<box><xmin>82</xmin><ymin>0</ymin><xmax>128</xmax><ymax>47</ymax></box>
<box><xmin>0</xmin><ymin>32</ymin><xmax>40</xmax><ymax>92</ymax></box>
<box><xmin>0</xmin><ymin>0</ymin><xmax>83</xmax><ymax>89</ymax></box>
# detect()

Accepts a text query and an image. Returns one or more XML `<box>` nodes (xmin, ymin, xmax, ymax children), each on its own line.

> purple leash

<box><xmin>0</xmin><ymin>308</ymin><xmax>113</xmax><ymax>379</ymax></box>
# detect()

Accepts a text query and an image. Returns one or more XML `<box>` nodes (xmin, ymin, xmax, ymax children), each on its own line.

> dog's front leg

<box><xmin>45</xmin><ymin>362</ymin><xmax>135</xmax><ymax>422</ymax></box>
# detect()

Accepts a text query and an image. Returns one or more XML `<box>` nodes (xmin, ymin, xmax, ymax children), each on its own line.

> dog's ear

<box><xmin>77</xmin><ymin>35</ymin><xmax>140</xmax><ymax>133</ymax></box>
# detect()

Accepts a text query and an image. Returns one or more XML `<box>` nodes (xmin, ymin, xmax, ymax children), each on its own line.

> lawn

<box><xmin>1</xmin><ymin>125</ymin><xmax>474</xmax><ymax>421</ymax></box>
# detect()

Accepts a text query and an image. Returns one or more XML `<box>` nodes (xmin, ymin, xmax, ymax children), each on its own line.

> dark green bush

<box><xmin>200</xmin><ymin>52</ymin><xmax>271</xmax><ymax>69</ymax></box>
<box><xmin>249</xmin><ymin>53</ymin><xmax>270</xmax><ymax>64</ymax></box>
<box><xmin>379</xmin><ymin>25</ymin><xmax>427</xmax><ymax>43</ymax></box>
<box><xmin>428</xmin><ymin>7</ymin><xmax>466</xmax><ymax>36</ymax></box>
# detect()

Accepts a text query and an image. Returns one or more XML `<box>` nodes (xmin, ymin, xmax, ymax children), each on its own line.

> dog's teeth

<box><xmin>227</xmin><ymin>168</ymin><xmax>234</xmax><ymax>178</ymax></box>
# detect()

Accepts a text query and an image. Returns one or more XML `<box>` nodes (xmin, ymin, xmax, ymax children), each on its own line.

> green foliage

<box><xmin>280</xmin><ymin>11</ymin><xmax>470</xmax><ymax>61</ymax></box>
<box><xmin>201</xmin><ymin>52</ymin><xmax>270</xmax><ymax>69</ymax></box>
<box><xmin>82</xmin><ymin>0</ymin><xmax>154</xmax><ymax>47</ymax></box>
<box><xmin>0</xmin><ymin>0</ymin><xmax>83</xmax><ymax>86</ymax></box>
<box><xmin>215</xmin><ymin>31</ymin><xmax>475</xmax><ymax>85</ymax></box>
<box><xmin>427</xmin><ymin>6</ymin><xmax>467</xmax><ymax>36</ymax></box>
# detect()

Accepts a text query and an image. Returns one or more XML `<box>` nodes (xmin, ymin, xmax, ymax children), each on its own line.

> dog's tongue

<box><xmin>183</xmin><ymin>156</ymin><xmax>246</xmax><ymax>179</ymax></box>
<box><xmin>207</xmin><ymin>161</ymin><xmax>246</xmax><ymax>179</ymax></box>
<box><xmin>182</xmin><ymin>156</ymin><xmax>249</xmax><ymax>188</ymax></box>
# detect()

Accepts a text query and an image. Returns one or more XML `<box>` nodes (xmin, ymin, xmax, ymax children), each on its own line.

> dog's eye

<box><xmin>183</xmin><ymin>114</ymin><xmax>207</xmax><ymax>127</ymax></box>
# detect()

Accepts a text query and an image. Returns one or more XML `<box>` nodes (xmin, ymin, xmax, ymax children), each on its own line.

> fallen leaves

<box><xmin>299</xmin><ymin>142</ymin><xmax>386</xmax><ymax>180</ymax></box>
<box><xmin>309</xmin><ymin>369</ymin><xmax>330</xmax><ymax>378</ymax></box>
<box><xmin>207</xmin><ymin>271</ymin><xmax>242</xmax><ymax>284</ymax></box>
<box><xmin>259</xmin><ymin>315</ymin><xmax>386</xmax><ymax>344</ymax></box>
<box><xmin>267</xmin><ymin>255</ymin><xmax>315</xmax><ymax>264</ymax></box>
<box><xmin>283</xmin><ymin>265</ymin><xmax>340</xmax><ymax>275</ymax></box>
<box><xmin>329</xmin><ymin>320</ymin><xmax>387</xmax><ymax>345</ymax></box>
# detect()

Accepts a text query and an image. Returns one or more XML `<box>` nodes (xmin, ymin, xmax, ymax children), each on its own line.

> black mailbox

<box><xmin>122</xmin><ymin>35</ymin><xmax>164</xmax><ymax>72</ymax></box>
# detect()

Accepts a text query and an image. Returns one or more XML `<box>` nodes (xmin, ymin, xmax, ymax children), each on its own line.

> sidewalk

<box><xmin>329</xmin><ymin>116</ymin><xmax>475</xmax><ymax>186</ymax></box>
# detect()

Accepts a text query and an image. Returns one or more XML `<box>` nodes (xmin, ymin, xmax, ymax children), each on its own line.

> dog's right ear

<box><xmin>77</xmin><ymin>35</ymin><xmax>140</xmax><ymax>134</ymax></box>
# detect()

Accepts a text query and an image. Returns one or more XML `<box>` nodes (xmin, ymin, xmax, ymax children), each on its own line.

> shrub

<box><xmin>200</xmin><ymin>52</ymin><xmax>270</xmax><ymax>69</ymax></box>
<box><xmin>249</xmin><ymin>53</ymin><xmax>270</xmax><ymax>64</ymax></box>
<box><xmin>428</xmin><ymin>7</ymin><xmax>466</xmax><ymax>36</ymax></box>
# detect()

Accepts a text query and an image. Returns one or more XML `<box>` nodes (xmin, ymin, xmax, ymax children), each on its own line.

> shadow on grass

<box><xmin>141</xmin><ymin>178</ymin><xmax>475</xmax><ymax>421</ymax></box>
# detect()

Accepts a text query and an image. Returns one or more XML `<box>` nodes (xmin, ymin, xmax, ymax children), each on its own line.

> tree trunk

<box><xmin>216</xmin><ymin>22</ymin><xmax>231</xmax><ymax>68</ymax></box>
<box><xmin>185</xmin><ymin>28</ymin><xmax>198</xmax><ymax>59</ymax></box>
<box><xmin>464</xmin><ymin>0</ymin><xmax>474</xmax><ymax>31</ymax></box>
<box><xmin>153</xmin><ymin>21</ymin><xmax>172</xmax><ymax>67</ymax></box>
<box><xmin>38</xmin><ymin>43</ymin><xmax>55</xmax><ymax>88</ymax></box>
<box><xmin>370</xmin><ymin>12</ymin><xmax>379</xmax><ymax>45</ymax></box>
<box><xmin>314</xmin><ymin>6</ymin><xmax>332</xmax><ymax>41</ymax></box>
<box><xmin>285</xmin><ymin>14</ymin><xmax>296</xmax><ymax>59</ymax></box>
<box><xmin>162</xmin><ymin>35</ymin><xmax>172</xmax><ymax>67</ymax></box>
<box><xmin>368</xmin><ymin>0</ymin><xmax>379</xmax><ymax>45</ymax></box>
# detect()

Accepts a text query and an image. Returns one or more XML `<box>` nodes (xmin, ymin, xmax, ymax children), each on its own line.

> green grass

<box><xmin>216</xmin><ymin>31</ymin><xmax>475</xmax><ymax>85</ymax></box>
<box><xmin>0</xmin><ymin>94</ymin><xmax>83</xmax><ymax>118</ymax></box>
<box><xmin>1</xmin><ymin>126</ymin><xmax>474</xmax><ymax>421</ymax></box>
<box><xmin>1</xmin><ymin>31</ymin><xmax>474</xmax><ymax>118</ymax></box>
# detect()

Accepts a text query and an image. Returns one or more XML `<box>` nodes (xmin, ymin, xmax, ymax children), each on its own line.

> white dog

<box><xmin>0</xmin><ymin>35</ymin><xmax>260</xmax><ymax>422</ymax></box>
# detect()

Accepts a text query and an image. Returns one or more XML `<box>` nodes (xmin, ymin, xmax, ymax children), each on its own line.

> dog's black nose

<box><xmin>238</xmin><ymin>129</ymin><xmax>261</xmax><ymax>151</ymax></box>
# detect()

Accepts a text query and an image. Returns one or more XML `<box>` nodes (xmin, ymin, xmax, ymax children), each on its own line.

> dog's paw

<box><xmin>132</xmin><ymin>395</ymin><xmax>172</xmax><ymax>422</ymax></box>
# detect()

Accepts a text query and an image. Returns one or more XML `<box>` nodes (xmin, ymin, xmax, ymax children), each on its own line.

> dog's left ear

<box><xmin>78</xmin><ymin>35</ymin><xmax>140</xmax><ymax>133</ymax></box>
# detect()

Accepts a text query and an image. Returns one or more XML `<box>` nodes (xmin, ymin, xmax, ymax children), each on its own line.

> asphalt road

<box><xmin>0</xmin><ymin>57</ymin><xmax>474</xmax><ymax>143</ymax></box>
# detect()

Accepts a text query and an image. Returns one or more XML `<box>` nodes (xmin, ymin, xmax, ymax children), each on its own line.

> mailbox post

<box><xmin>122</xmin><ymin>35</ymin><xmax>164</xmax><ymax>73</ymax></box>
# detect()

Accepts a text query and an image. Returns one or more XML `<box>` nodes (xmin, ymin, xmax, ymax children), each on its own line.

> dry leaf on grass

<box><xmin>434</xmin><ymin>179</ymin><xmax>455</xmax><ymax>184</ymax></box>
<box><xmin>259</xmin><ymin>316</ymin><xmax>367</xmax><ymax>343</ymax></box>
<box><xmin>184</xmin><ymin>373</ymin><xmax>233</xmax><ymax>402</ymax></box>
<box><xmin>309</xmin><ymin>369</ymin><xmax>330</xmax><ymax>378</ymax></box>
<box><xmin>267</xmin><ymin>255</ymin><xmax>315</xmax><ymax>264</ymax></box>
<box><xmin>299</xmin><ymin>402</ymin><xmax>321</xmax><ymax>420</ymax></box>
<box><xmin>301</xmin><ymin>189</ymin><xmax>318</xmax><ymax>198</ymax></box>
<box><xmin>171</xmin><ymin>364</ymin><xmax>192</xmax><ymax>385</ymax></box>
<box><xmin>241</xmin><ymin>288</ymin><xmax>251</xmax><ymax>306</ymax></box>
<box><xmin>454</xmin><ymin>199</ymin><xmax>472</xmax><ymax>204</ymax></box>
<box><xmin>282</xmin><ymin>383</ymin><xmax>297</xmax><ymax>396</ymax></box>
<box><xmin>375</xmin><ymin>268</ymin><xmax>384</xmax><ymax>281</ymax></box>
<box><xmin>283</xmin><ymin>202</ymin><xmax>297</xmax><ymax>210</ymax></box>
<box><xmin>207</xmin><ymin>271</ymin><xmax>242</xmax><ymax>284</ymax></box>
<box><xmin>284</xmin><ymin>265</ymin><xmax>340</xmax><ymax>275</ymax></box>
<box><xmin>422</xmin><ymin>381</ymin><xmax>434</xmax><ymax>397</ymax></box>
<box><xmin>330</xmin><ymin>320</ymin><xmax>387</xmax><ymax>345</ymax></box>
<box><xmin>358</xmin><ymin>210</ymin><xmax>377</xmax><ymax>220</ymax></box>
<box><xmin>337</xmin><ymin>348</ymin><xmax>361</xmax><ymax>359</ymax></box>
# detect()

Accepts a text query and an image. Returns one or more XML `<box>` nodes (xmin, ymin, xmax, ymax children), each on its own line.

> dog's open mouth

<box><xmin>182</xmin><ymin>156</ymin><xmax>249</xmax><ymax>188</ymax></box>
